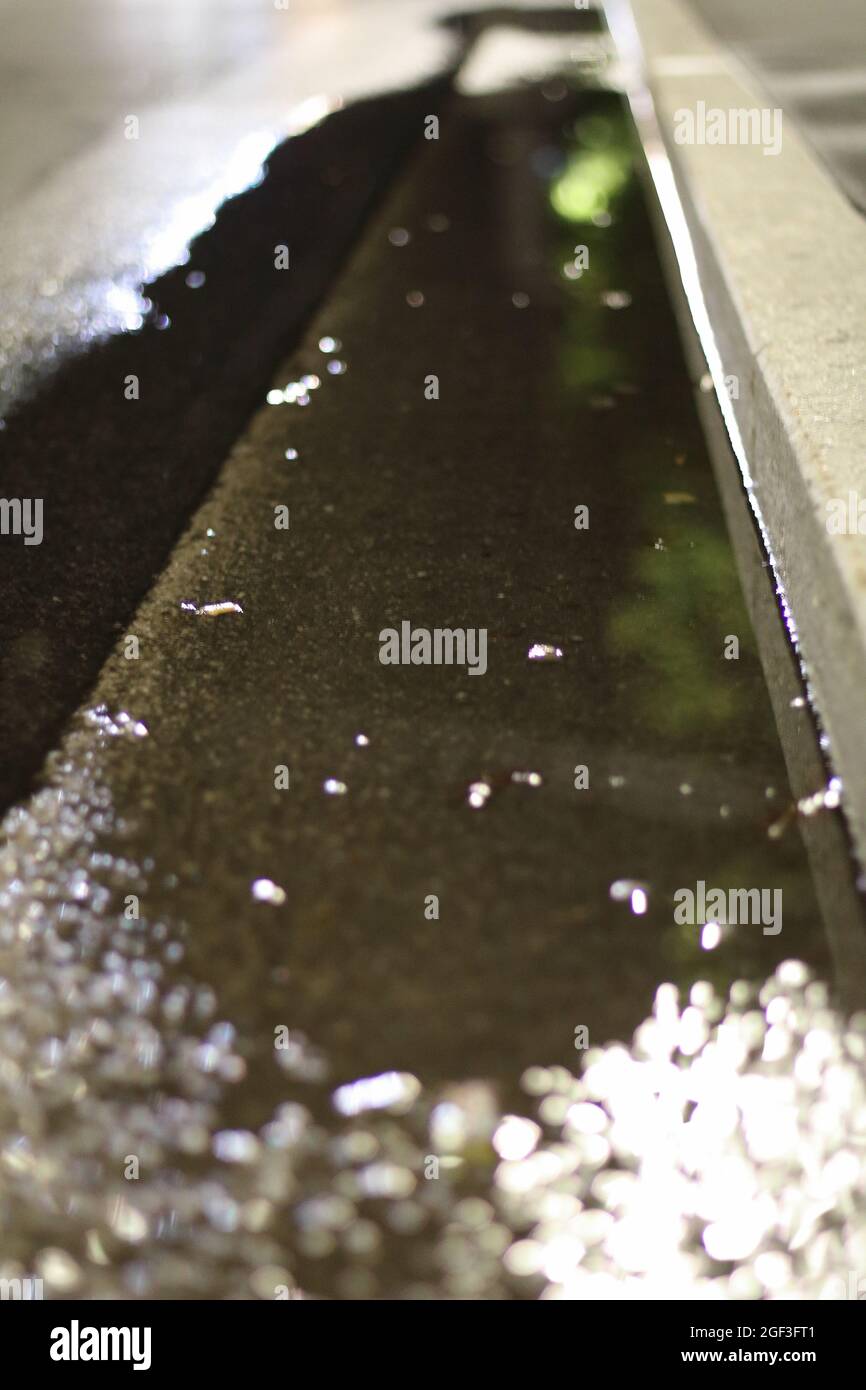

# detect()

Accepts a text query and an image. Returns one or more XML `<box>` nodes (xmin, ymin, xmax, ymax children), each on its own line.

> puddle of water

<box><xmin>0</xmin><ymin>70</ymin><xmax>864</xmax><ymax>1301</ymax></box>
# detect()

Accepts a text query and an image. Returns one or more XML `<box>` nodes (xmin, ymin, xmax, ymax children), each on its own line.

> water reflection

<box><xmin>0</xmin><ymin>715</ymin><xmax>860</xmax><ymax>1300</ymax></box>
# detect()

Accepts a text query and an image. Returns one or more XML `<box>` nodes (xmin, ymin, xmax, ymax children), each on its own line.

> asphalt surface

<box><xmin>0</xmin><ymin>2</ymin><xmax>864</xmax><ymax>1302</ymax></box>
<box><xmin>2</xmin><ymin>76</ymin><xmax>858</xmax><ymax>1300</ymax></box>
<box><xmin>72</xmin><ymin>82</ymin><xmax>840</xmax><ymax>1078</ymax></box>
<box><xmin>0</xmin><ymin>3</ymin><xmax>600</xmax><ymax>819</ymax></box>
<box><xmin>0</xmin><ymin>83</ymin><xmax>451</xmax><ymax>815</ymax></box>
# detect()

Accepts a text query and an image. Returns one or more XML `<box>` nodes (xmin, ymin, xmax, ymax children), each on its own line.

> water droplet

<box><xmin>252</xmin><ymin>878</ymin><xmax>286</xmax><ymax>905</ymax></box>
<box><xmin>701</xmin><ymin>920</ymin><xmax>722</xmax><ymax>949</ymax></box>
<box><xmin>185</xmin><ymin>270</ymin><xmax>206</xmax><ymax>289</ymax></box>
<box><xmin>266</xmin><ymin>389</ymin><xmax>284</xmax><ymax>405</ymax></box>
<box><xmin>333</xmin><ymin>1071</ymin><xmax>420</xmax><ymax>1116</ymax></box>
<box><xmin>37</xmin><ymin>1248</ymin><xmax>82</xmax><ymax>1291</ymax></box>
<box><xmin>213</xmin><ymin>1129</ymin><xmax>260</xmax><ymax>1164</ymax></box>
<box><xmin>511</xmin><ymin>291</ymin><xmax>530</xmax><ymax>308</ymax></box>
<box><xmin>798</xmin><ymin>780</ymin><xmax>842</xmax><ymax>816</ymax></box>
<box><xmin>494</xmin><ymin>1115</ymin><xmax>541</xmax><ymax>1161</ymax></box>
<box><xmin>195</xmin><ymin>601</ymin><xmax>243</xmax><ymax>618</ymax></box>
<box><xmin>527</xmin><ymin>643</ymin><xmax>563</xmax><ymax>662</ymax></box>
<box><xmin>467</xmin><ymin>780</ymin><xmax>492</xmax><ymax>809</ymax></box>
<box><xmin>388</xmin><ymin>227</ymin><xmax>410</xmax><ymax>246</ymax></box>
<box><xmin>284</xmin><ymin>448</ymin><xmax>298</xmax><ymax>460</ymax></box>
<box><xmin>601</xmin><ymin>289</ymin><xmax>631</xmax><ymax>309</ymax></box>
<box><xmin>327</xmin><ymin>359</ymin><xmax>347</xmax><ymax>375</ymax></box>
<box><xmin>318</xmin><ymin>335</ymin><xmax>341</xmax><ymax>353</ymax></box>
<box><xmin>406</xmin><ymin>291</ymin><xmax>425</xmax><ymax>308</ymax></box>
<box><xmin>510</xmin><ymin>770</ymin><xmax>543</xmax><ymax>787</ymax></box>
<box><xmin>323</xmin><ymin>778</ymin><xmax>347</xmax><ymax>796</ymax></box>
<box><xmin>354</xmin><ymin>734</ymin><xmax>370</xmax><ymax>747</ymax></box>
<box><xmin>610</xmin><ymin>879</ymin><xmax>649</xmax><ymax>915</ymax></box>
<box><xmin>426</xmin><ymin>213</ymin><xmax>450</xmax><ymax>232</ymax></box>
<box><xmin>108</xmin><ymin>1197</ymin><xmax>149</xmax><ymax>1244</ymax></box>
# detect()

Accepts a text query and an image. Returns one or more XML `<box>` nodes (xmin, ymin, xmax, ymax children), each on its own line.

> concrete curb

<box><xmin>607</xmin><ymin>0</ymin><xmax>866</xmax><ymax>866</ymax></box>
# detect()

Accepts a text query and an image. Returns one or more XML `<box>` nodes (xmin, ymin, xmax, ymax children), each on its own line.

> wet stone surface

<box><xmin>1</xmin><ymin>81</ymin><xmax>864</xmax><ymax>1298</ymax></box>
<box><xmin>0</xmin><ymin>79</ymin><xmax>448</xmax><ymax>815</ymax></box>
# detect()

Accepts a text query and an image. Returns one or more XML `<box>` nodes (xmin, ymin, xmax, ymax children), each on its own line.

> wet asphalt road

<box><xmin>0</xmin><ymin>82</ymin><xmax>450</xmax><ymax>816</ymax></box>
<box><xmin>1</xmin><ymin>5</ymin><xmax>865</xmax><ymax>1302</ymax></box>
<box><xmin>2</xmin><ymin>74</ymin><xmax>864</xmax><ymax>1300</ymax></box>
<box><xmin>58</xmin><ymin>84</ymin><xmax>836</xmax><ymax>1079</ymax></box>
